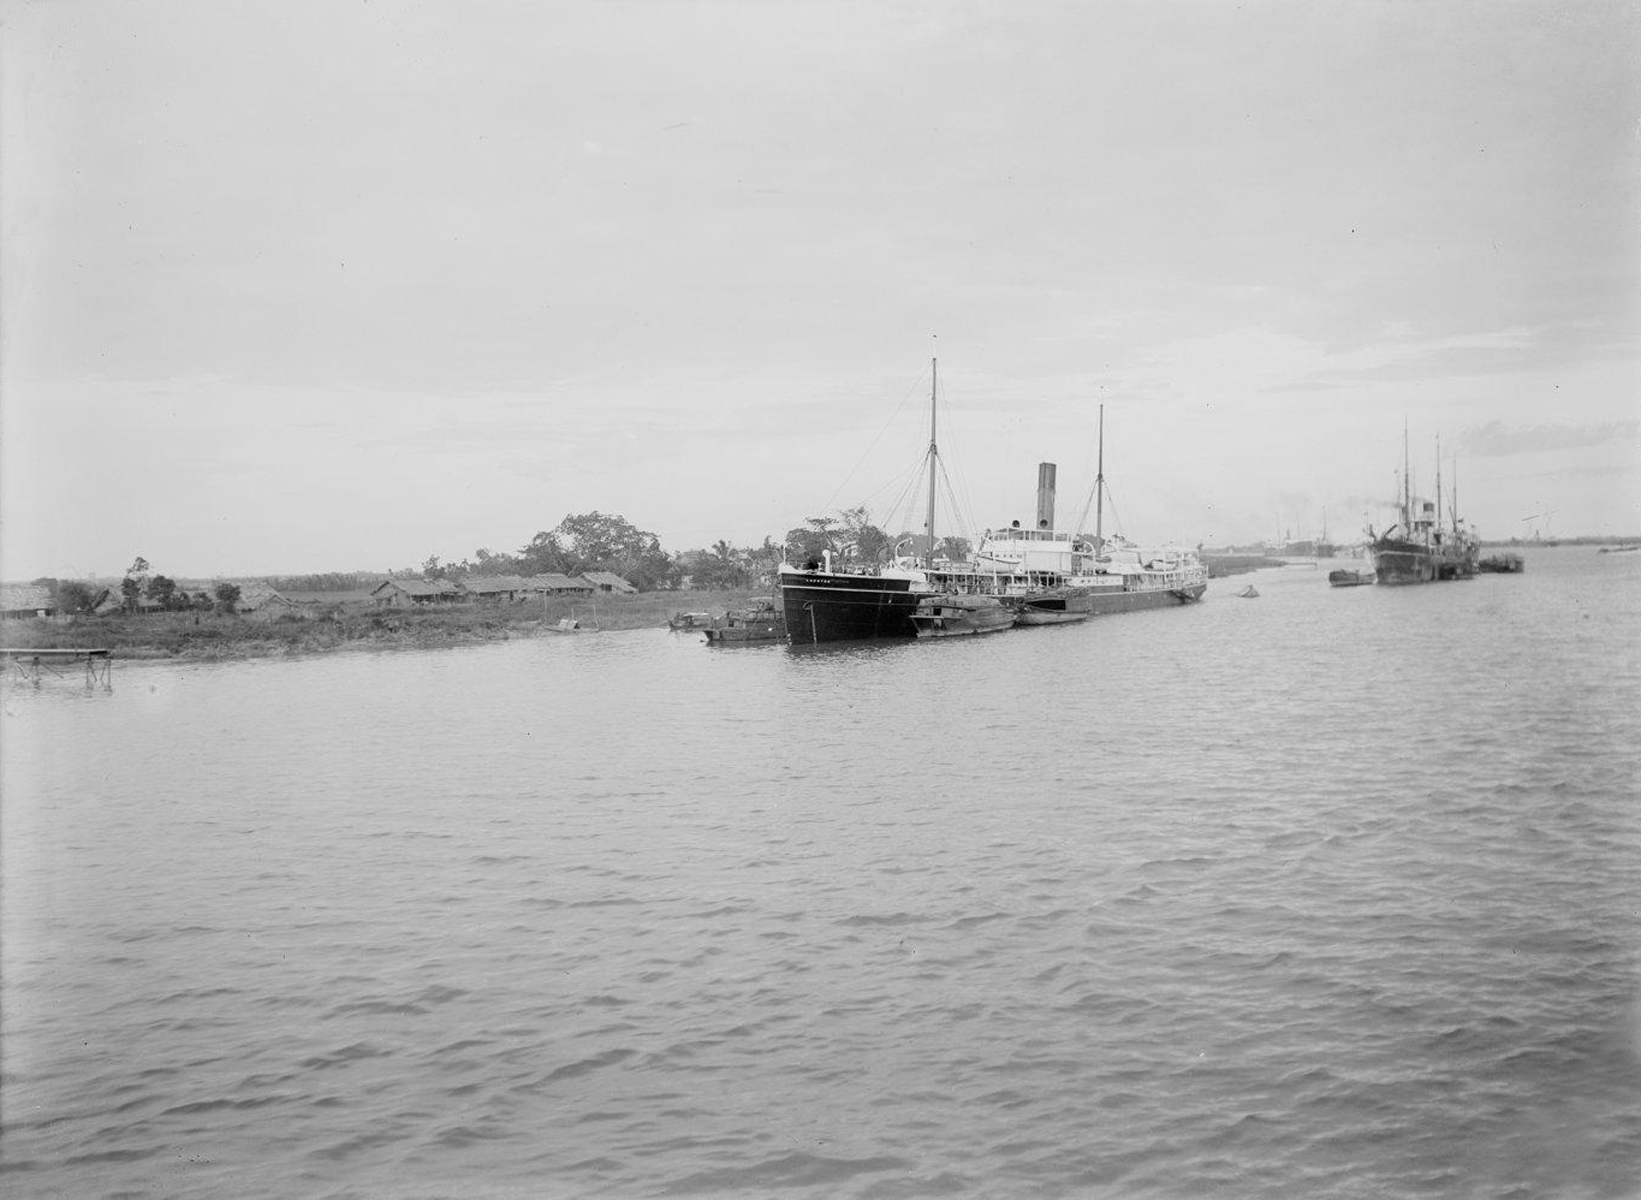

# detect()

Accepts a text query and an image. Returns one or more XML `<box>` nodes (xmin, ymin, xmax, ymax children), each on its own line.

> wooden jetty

<box><xmin>2</xmin><ymin>648</ymin><xmax>113</xmax><ymax>689</ymax></box>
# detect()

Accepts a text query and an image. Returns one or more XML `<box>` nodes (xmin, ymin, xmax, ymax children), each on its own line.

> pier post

<box><xmin>3</xmin><ymin>648</ymin><xmax>113</xmax><ymax>692</ymax></box>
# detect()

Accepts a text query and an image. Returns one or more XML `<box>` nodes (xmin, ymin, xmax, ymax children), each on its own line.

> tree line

<box><xmin>32</xmin><ymin>558</ymin><xmax>246</xmax><ymax>616</ymax></box>
<box><xmin>23</xmin><ymin>507</ymin><xmax>979</xmax><ymax>614</ymax></box>
<box><xmin>410</xmin><ymin>508</ymin><xmax>973</xmax><ymax>593</ymax></box>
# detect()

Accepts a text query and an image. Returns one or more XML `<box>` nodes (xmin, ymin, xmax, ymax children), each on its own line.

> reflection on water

<box><xmin>3</xmin><ymin>547</ymin><xmax>1639</xmax><ymax>1198</ymax></box>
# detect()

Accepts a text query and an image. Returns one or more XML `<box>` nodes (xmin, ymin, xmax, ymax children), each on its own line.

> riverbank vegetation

<box><xmin>1</xmin><ymin>590</ymin><xmax>764</xmax><ymax>661</ymax></box>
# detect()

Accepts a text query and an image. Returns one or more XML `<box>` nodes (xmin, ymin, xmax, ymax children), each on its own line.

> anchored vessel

<box><xmin>778</xmin><ymin>360</ymin><xmax>949</xmax><ymax>645</ymax></box>
<box><xmin>777</xmin><ymin>559</ymin><xmax>929</xmax><ymax>645</ymax></box>
<box><xmin>1366</xmin><ymin>428</ymin><xmax>1479</xmax><ymax>585</ymax></box>
<box><xmin>976</xmin><ymin>410</ymin><xmax>1207</xmax><ymax>621</ymax></box>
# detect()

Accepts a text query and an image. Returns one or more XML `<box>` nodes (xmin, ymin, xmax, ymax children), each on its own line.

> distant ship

<box><xmin>1366</xmin><ymin>428</ymin><xmax>1479</xmax><ymax>585</ymax></box>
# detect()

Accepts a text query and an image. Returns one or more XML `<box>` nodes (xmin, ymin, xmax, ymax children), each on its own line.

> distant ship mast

<box><xmin>1401</xmin><ymin>418</ymin><xmax>1411</xmax><ymax>532</ymax></box>
<box><xmin>1436</xmin><ymin>433</ymin><xmax>1443</xmax><ymax>545</ymax></box>
<box><xmin>924</xmin><ymin>358</ymin><xmax>938</xmax><ymax>568</ymax></box>
<box><xmin>1074</xmin><ymin>403</ymin><xmax>1108</xmax><ymax>549</ymax></box>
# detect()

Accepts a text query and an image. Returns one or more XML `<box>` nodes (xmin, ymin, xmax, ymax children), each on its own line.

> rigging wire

<box><xmin>1103</xmin><ymin>485</ymin><xmax>1127</xmax><ymax>539</ymax></box>
<box><xmin>818</xmin><ymin>367</ymin><xmax>930</xmax><ymax>518</ymax></box>
<box><xmin>804</xmin><ymin>361</ymin><xmax>998</xmax><ymax>558</ymax></box>
<box><xmin>857</xmin><ymin>455</ymin><xmax>925</xmax><ymax>526</ymax></box>
<box><xmin>883</xmin><ymin>458</ymin><xmax>928</xmax><ymax>544</ymax></box>
<box><xmin>935</xmin><ymin>456</ymin><xmax>975</xmax><ymax>550</ymax></box>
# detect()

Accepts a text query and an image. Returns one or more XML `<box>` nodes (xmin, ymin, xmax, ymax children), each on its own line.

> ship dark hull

<box><xmin>1371</xmin><ymin>537</ymin><xmax>1478</xmax><ymax>584</ymax></box>
<box><xmin>779</xmin><ymin>572</ymin><xmax>923</xmax><ymax>645</ymax></box>
<box><xmin>1370</xmin><ymin>540</ymin><xmax>1437</xmax><ymax>585</ymax></box>
<box><xmin>780</xmin><ymin>571</ymin><xmax>1205</xmax><ymax>644</ymax></box>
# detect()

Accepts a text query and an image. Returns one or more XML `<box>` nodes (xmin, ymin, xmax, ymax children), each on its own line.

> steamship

<box><xmin>976</xmin><ymin>442</ymin><xmax>1208</xmax><ymax>623</ymax></box>
<box><xmin>1366</xmin><ymin>427</ymin><xmax>1480</xmax><ymax>585</ymax></box>
<box><xmin>777</xmin><ymin>359</ymin><xmax>951</xmax><ymax>646</ymax></box>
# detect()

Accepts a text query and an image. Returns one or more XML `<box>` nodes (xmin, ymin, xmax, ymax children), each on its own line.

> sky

<box><xmin>2</xmin><ymin>0</ymin><xmax>1637</xmax><ymax>580</ymax></box>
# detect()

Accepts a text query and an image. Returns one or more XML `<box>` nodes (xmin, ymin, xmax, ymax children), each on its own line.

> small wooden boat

<box><xmin>909</xmin><ymin>594</ymin><xmax>1016</xmax><ymax>638</ymax></box>
<box><xmin>1013</xmin><ymin>587</ymin><xmax>1094</xmax><ymax>626</ymax></box>
<box><xmin>1478</xmin><ymin>552</ymin><xmax>1525</xmax><ymax>573</ymax></box>
<box><xmin>703</xmin><ymin>599</ymin><xmax>785</xmax><ymax>644</ymax></box>
<box><xmin>1237</xmin><ymin>585</ymin><xmax>1260</xmax><ymax>598</ymax></box>
<box><xmin>1327</xmin><ymin>569</ymin><xmax>1374</xmax><ymax>588</ymax></box>
<box><xmin>668</xmin><ymin>611</ymin><xmax>713</xmax><ymax>630</ymax></box>
<box><xmin>549</xmin><ymin>613</ymin><xmax>598</xmax><ymax>633</ymax></box>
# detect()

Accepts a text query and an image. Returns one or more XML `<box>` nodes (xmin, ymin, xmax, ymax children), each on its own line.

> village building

<box><xmin>370</xmin><ymin>578</ymin><xmax>465</xmax><ymax>608</ymax></box>
<box><xmin>463</xmin><ymin>575</ymin><xmax>547</xmax><ymax>603</ymax></box>
<box><xmin>533</xmin><ymin>573</ymin><xmax>595</xmax><ymax>596</ymax></box>
<box><xmin>578</xmin><ymin>570</ymin><xmax>637</xmax><ymax>594</ymax></box>
<box><xmin>0</xmin><ymin>584</ymin><xmax>57</xmax><ymax>619</ymax></box>
<box><xmin>222</xmin><ymin>581</ymin><xmax>301</xmax><ymax>620</ymax></box>
<box><xmin>90</xmin><ymin>585</ymin><xmax>164</xmax><ymax>616</ymax></box>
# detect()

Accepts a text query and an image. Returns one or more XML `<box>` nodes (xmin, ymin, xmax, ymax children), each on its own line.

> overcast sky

<box><xmin>3</xmin><ymin>0</ymin><xmax>1637</xmax><ymax>579</ymax></box>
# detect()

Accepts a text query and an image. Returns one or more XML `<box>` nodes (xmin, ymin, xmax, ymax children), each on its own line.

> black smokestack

<box><xmin>1036</xmin><ymin>462</ymin><xmax>1056</xmax><ymax>530</ymax></box>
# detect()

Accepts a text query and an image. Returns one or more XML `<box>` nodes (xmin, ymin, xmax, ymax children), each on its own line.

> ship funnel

<box><xmin>1036</xmin><ymin>462</ymin><xmax>1057</xmax><ymax>531</ymax></box>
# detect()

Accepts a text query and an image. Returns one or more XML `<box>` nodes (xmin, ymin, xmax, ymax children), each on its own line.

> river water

<box><xmin>3</xmin><ymin>546</ymin><xmax>1638</xmax><ymax>1199</ymax></box>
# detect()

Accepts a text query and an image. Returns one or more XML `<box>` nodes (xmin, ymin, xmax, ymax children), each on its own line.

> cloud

<box><xmin>1460</xmin><ymin>419</ymin><xmax>1641</xmax><ymax>457</ymax></box>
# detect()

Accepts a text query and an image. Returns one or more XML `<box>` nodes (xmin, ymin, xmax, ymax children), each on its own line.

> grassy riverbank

<box><xmin>1</xmin><ymin>590</ymin><xmax>763</xmax><ymax>661</ymax></box>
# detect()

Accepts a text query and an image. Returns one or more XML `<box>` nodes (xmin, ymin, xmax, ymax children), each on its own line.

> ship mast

<box><xmin>1094</xmin><ymin>403</ymin><xmax>1106</xmax><ymax>548</ymax></box>
<box><xmin>1435</xmin><ymin>433</ymin><xmax>1443</xmax><ymax>543</ymax></box>
<box><xmin>1401</xmin><ymin>418</ymin><xmax>1411</xmax><ymax>531</ymax></box>
<box><xmin>925</xmin><ymin>358</ymin><xmax>938</xmax><ymax>569</ymax></box>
